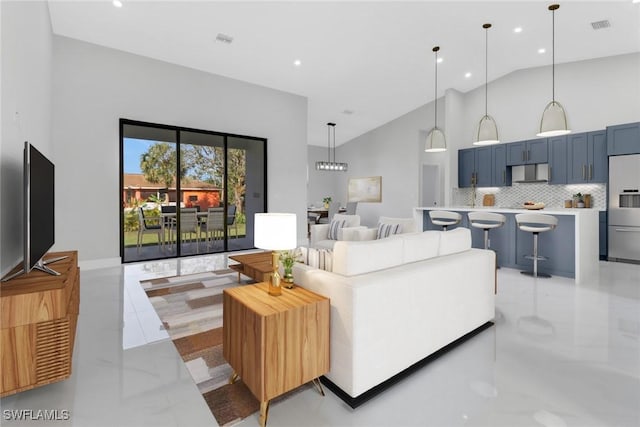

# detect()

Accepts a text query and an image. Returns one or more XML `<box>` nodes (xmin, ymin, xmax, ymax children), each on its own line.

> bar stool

<box><xmin>515</xmin><ymin>213</ymin><xmax>558</xmax><ymax>278</ymax></box>
<box><xmin>429</xmin><ymin>210</ymin><xmax>462</xmax><ymax>231</ymax></box>
<box><xmin>468</xmin><ymin>211</ymin><xmax>506</xmax><ymax>251</ymax></box>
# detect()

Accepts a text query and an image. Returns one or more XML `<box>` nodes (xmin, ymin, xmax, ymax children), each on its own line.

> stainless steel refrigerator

<box><xmin>608</xmin><ymin>154</ymin><xmax>640</xmax><ymax>263</ymax></box>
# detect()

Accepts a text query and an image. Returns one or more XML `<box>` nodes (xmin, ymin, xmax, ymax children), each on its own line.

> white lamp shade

<box><xmin>254</xmin><ymin>213</ymin><xmax>297</xmax><ymax>250</ymax></box>
<box><xmin>424</xmin><ymin>127</ymin><xmax>447</xmax><ymax>152</ymax></box>
<box><xmin>473</xmin><ymin>115</ymin><xmax>500</xmax><ymax>145</ymax></box>
<box><xmin>537</xmin><ymin>100</ymin><xmax>571</xmax><ymax>137</ymax></box>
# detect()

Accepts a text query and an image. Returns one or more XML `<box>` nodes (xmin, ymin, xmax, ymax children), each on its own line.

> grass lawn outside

<box><xmin>124</xmin><ymin>224</ymin><xmax>247</xmax><ymax>247</ymax></box>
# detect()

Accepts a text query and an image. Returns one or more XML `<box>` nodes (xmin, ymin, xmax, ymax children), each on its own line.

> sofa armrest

<box><xmin>310</xmin><ymin>223</ymin><xmax>330</xmax><ymax>246</ymax></box>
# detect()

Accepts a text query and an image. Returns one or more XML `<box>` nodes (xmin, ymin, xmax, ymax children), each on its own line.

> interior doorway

<box><xmin>421</xmin><ymin>164</ymin><xmax>440</xmax><ymax>207</ymax></box>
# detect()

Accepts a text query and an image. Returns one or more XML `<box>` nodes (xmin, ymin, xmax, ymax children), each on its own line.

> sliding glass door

<box><xmin>120</xmin><ymin>120</ymin><xmax>266</xmax><ymax>263</ymax></box>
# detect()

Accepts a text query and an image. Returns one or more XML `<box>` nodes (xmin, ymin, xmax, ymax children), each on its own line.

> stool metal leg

<box><xmin>521</xmin><ymin>232</ymin><xmax>551</xmax><ymax>278</ymax></box>
<box><xmin>484</xmin><ymin>229</ymin><xmax>489</xmax><ymax>250</ymax></box>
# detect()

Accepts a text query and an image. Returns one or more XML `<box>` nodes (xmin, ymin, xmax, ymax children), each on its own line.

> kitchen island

<box><xmin>414</xmin><ymin>206</ymin><xmax>600</xmax><ymax>284</ymax></box>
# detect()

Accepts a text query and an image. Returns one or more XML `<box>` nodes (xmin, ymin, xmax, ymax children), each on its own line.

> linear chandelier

<box><xmin>425</xmin><ymin>46</ymin><xmax>446</xmax><ymax>153</ymax></box>
<box><xmin>537</xmin><ymin>4</ymin><xmax>571</xmax><ymax>137</ymax></box>
<box><xmin>473</xmin><ymin>23</ymin><xmax>500</xmax><ymax>146</ymax></box>
<box><xmin>316</xmin><ymin>122</ymin><xmax>348</xmax><ymax>171</ymax></box>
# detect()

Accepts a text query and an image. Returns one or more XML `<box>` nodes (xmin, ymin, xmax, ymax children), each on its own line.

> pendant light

<box><xmin>425</xmin><ymin>46</ymin><xmax>446</xmax><ymax>152</ymax></box>
<box><xmin>537</xmin><ymin>4</ymin><xmax>570</xmax><ymax>137</ymax></box>
<box><xmin>473</xmin><ymin>23</ymin><xmax>500</xmax><ymax>146</ymax></box>
<box><xmin>316</xmin><ymin>122</ymin><xmax>348</xmax><ymax>171</ymax></box>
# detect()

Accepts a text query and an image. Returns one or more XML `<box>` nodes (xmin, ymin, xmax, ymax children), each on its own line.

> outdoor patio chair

<box><xmin>226</xmin><ymin>205</ymin><xmax>239</xmax><ymax>239</ymax></box>
<box><xmin>202</xmin><ymin>207</ymin><xmax>225</xmax><ymax>249</ymax></box>
<box><xmin>137</xmin><ymin>207</ymin><xmax>163</xmax><ymax>254</ymax></box>
<box><xmin>179</xmin><ymin>208</ymin><xmax>201</xmax><ymax>253</ymax></box>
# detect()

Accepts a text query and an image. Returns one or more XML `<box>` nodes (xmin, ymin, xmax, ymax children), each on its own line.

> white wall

<box><xmin>1</xmin><ymin>1</ymin><xmax>53</xmax><ymax>274</ymax></box>
<box><xmin>331</xmin><ymin>53</ymin><xmax>640</xmax><ymax>225</ymax></box>
<box><xmin>307</xmin><ymin>145</ymin><xmax>342</xmax><ymax>207</ymax></box>
<box><xmin>49</xmin><ymin>36</ymin><xmax>307</xmax><ymax>265</ymax></box>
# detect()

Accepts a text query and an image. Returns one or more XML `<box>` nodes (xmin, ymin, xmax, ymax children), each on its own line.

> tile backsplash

<box><xmin>452</xmin><ymin>183</ymin><xmax>606</xmax><ymax>210</ymax></box>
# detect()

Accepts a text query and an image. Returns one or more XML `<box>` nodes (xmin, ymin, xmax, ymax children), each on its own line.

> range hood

<box><xmin>514</xmin><ymin>164</ymin><xmax>548</xmax><ymax>183</ymax></box>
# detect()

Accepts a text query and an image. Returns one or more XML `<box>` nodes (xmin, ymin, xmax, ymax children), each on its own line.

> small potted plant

<box><xmin>322</xmin><ymin>196</ymin><xmax>332</xmax><ymax>209</ymax></box>
<box><xmin>573</xmin><ymin>193</ymin><xmax>585</xmax><ymax>208</ymax></box>
<box><xmin>279</xmin><ymin>249</ymin><xmax>302</xmax><ymax>287</ymax></box>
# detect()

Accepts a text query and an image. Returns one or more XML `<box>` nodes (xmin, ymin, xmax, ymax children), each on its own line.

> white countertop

<box><xmin>415</xmin><ymin>206</ymin><xmax>601</xmax><ymax>216</ymax></box>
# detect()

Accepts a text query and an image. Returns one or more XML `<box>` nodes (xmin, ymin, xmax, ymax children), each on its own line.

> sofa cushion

<box><xmin>299</xmin><ymin>246</ymin><xmax>333</xmax><ymax>271</ymax></box>
<box><xmin>402</xmin><ymin>231</ymin><xmax>441</xmax><ymax>263</ymax></box>
<box><xmin>376</xmin><ymin>222</ymin><xmax>402</xmax><ymax>239</ymax></box>
<box><xmin>333</xmin><ymin>214</ymin><xmax>360</xmax><ymax>228</ymax></box>
<box><xmin>438</xmin><ymin>228</ymin><xmax>472</xmax><ymax>256</ymax></box>
<box><xmin>378</xmin><ymin>216</ymin><xmax>417</xmax><ymax>234</ymax></box>
<box><xmin>332</xmin><ymin>237</ymin><xmax>404</xmax><ymax>276</ymax></box>
<box><xmin>328</xmin><ymin>219</ymin><xmax>346</xmax><ymax>240</ymax></box>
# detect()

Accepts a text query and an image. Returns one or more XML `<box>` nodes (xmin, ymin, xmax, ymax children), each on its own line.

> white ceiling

<box><xmin>47</xmin><ymin>1</ymin><xmax>640</xmax><ymax>146</ymax></box>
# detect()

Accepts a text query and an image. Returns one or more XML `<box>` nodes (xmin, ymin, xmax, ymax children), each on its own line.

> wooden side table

<box><xmin>0</xmin><ymin>251</ymin><xmax>80</xmax><ymax>397</ymax></box>
<box><xmin>223</xmin><ymin>282</ymin><xmax>330</xmax><ymax>427</ymax></box>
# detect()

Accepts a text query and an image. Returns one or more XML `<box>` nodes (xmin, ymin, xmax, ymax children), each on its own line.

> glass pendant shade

<box><xmin>424</xmin><ymin>127</ymin><xmax>446</xmax><ymax>152</ymax></box>
<box><xmin>537</xmin><ymin>100</ymin><xmax>570</xmax><ymax>137</ymax></box>
<box><xmin>474</xmin><ymin>115</ymin><xmax>500</xmax><ymax>146</ymax></box>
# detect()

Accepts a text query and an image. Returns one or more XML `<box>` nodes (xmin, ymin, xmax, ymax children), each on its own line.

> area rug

<box><xmin>140</xmin><ymin>269</ymin><xmax>260</xmax><ymax>427</ymax></box>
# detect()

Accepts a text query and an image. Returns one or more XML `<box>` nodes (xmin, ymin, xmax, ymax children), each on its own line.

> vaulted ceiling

<box><xmin>47</xmin><ymin>1</ymin><xmax>640</xmax><ymax>146</ymax></box>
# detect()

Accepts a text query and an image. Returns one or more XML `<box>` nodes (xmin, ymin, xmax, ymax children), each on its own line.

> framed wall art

<box><xmin>348</xmin><ymin>176</ymin><xmax>382</xmax><ymax>203</ymax></box>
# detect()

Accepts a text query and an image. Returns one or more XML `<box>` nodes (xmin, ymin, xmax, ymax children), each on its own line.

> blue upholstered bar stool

<box><xmin>429</xmin><ymin>210</ymin><xmax>462</xmax><ymax>231</ymax></box>
<box><xmin>468</xmin><ymin>211</ymin><xmax>506</xmax><ymax>250</ymax></box>
<box><xmin>515</xmin><ymin>213</ymin><xmax>558</xmax><ymax>278</ymax></box>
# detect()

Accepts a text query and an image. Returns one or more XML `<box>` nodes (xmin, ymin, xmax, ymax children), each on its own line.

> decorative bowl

<box><xmin>523</xmin><ymin>202</ymin><xmax>545</xmax><ymax>210</ymax></box>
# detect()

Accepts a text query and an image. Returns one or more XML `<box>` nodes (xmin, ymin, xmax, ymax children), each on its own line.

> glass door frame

<box><xmin>119</xmin><ymin>118</ymin><xmax>267</xmax><ymax>263</ymax></box>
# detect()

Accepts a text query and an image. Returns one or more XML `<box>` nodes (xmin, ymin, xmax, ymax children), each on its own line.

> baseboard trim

<box><xmin>320</xmin><ymin>320</ymin><xmax>494</xmax><ymax>409</ymax></box>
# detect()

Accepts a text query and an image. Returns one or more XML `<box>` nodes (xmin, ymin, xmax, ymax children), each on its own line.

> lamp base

<box><xmin>269</xmin><ymin>252</ymin><xmax>282</xmax><ymax>296</ymax></box>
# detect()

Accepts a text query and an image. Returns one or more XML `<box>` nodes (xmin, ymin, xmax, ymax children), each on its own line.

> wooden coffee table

<box><xmin>223</xmin><ymin>282</ymin><xmax>330</xmax><ymax>427</ymax></box>
<box><xmin>228</xmin><ymin>251</ymin><xmax>273</xmax><ymax>283</ymax></box>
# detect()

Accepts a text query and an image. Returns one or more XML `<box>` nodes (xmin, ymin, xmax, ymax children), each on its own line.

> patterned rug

<box><xmin>140</xmin><ymin>269</ymin><xmax>260</xmax><ymax>427</ymax></box>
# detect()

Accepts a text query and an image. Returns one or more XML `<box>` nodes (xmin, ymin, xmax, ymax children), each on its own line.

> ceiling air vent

<box><xmin>591</xmin><ymin>20</ymin><xmax>611</xmax><ymax>30</ymax></box>
<box><xmin>215</xmin><ymin>33</ymin><xmax>234</xmax><ymax>44</ymax></box>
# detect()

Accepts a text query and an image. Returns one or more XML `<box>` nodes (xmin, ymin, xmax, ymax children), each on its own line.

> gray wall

<box><xmin>307</xmin><ymin>145</ymin><xmax>342</xmax><ymax>207</ymax></box>
<box><xmin>1</xmin><ymin>1</ymin><xmax>53</xmax><ymax>274</ymax></box>
<box><xmin>322</xmin><ymin>53</ymin><xmax>640</xmax><ymax>227</ymax></box>
<box><xmin>50</xmin><ymin>36</ymin><xmax>308</xmax><ymax>266</ymax></box>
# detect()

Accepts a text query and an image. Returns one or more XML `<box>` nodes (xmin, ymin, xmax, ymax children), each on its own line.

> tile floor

<box><xmin>1</xmin><ymin>255</ymin><xmax>639</xmax><ymax>427</ymax></box>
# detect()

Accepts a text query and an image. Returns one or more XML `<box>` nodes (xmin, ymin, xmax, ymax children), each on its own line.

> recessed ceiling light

<box><xmin>293</xmin><ymin>59</ymin><xmax>302</xmax><ymax>67</ymax></box>
<box><xmin>538</xmin><ymin>48</ymin><xmax>546</xmax><ymax>54</ymax></box>
<box><xmin>437</xmin><ymin>57</ymin><xmax>443</xmax><ymax>64</ymax></box>
<box><xmin>513</xmin><ymin>27</ymin><xmax>523</xmax><ymax>33</ymax></box>
<box><xmin>464</xmin><ymin>72</ymin><xmax>472</xmax><ymax>78</ymax></box>
<box><xmin>342</xmin><ymin>109</ymin><xmax>354</xmax><ymax>115</ymax></box>
<box><xmin>113</xmin><ymin>0</ymin><xmax>123</xmax><ymax>7</ymax></box>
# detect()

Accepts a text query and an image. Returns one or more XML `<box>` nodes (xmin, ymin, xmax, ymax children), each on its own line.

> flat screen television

<box><xmin>2</xmin><ymin>142</ymin><xmax>65</xmax><ymax>281</ymax></box>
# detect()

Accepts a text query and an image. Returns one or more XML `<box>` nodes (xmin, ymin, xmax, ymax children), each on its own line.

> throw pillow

<box><xmin>304</xmin><ymin>247</ymin><xmax>333</xmax><ymax>271</ymax></box>
<box><xmin>327</xmin><ymin>219</ymin><xmax>346</xmax><ymax>240</ymax></box>
<box><xmin>376</xmin><ymin>222</ymin><xmax>402</xmax><ymax>239</ymax></box>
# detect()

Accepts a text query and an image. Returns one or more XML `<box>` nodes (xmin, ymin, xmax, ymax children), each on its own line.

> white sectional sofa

<box><xmin>293</xmin><ymin>228</ymin><xmax>495</xmax><ymax>406</ymax></box>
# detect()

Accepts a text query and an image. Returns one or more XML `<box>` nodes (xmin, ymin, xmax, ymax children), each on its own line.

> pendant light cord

<box><xmin>485</xmin><ymin>26</ymin><xmax>488</xmax><ymax>116</ymax></box>
<box><xmin>327</xmin><ymin>123</ymin><xmax>330</xmax><ymax>163</ymax></box>
<box><xmin>552</xmin><ymin>6</ymin><xmax>556</xmax><ymax>103</ymax></box>
<box><xmin>433</xmin><ymin>47</ymin><xmax>439</xmax><ymax>128</ymax></box>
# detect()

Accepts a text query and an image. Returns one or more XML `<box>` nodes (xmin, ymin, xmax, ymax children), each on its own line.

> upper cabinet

<box><xmin>548</xmin><ymin>135</ymin><xmax>568</xmax><ymax>184</ymax></box>
<box><xmin>492</xmin><ymin>144</ymin><xmax>511</xmax><ymax>187</ymax></box>
<box><xmin>458</xmin><ymin>147</ymin><xmax>497</xmax><ymax>188</ymax></box>
<box><xmin>568</xmin><ymin>130</ymin><xmax>607</xmax><ymax>183</ymax></box>
<box><xmin>607</xmin><ymin>122</ymin><xmax>640</xmax><ymax>156</ymax></box>
<box><xmin>506</xmin><ymin>139</ymin><xmax>548</xmax><ymax>165</ymax></box>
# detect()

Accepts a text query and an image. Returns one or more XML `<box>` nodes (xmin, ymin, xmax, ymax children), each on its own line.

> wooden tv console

<box><xmin>0</xmin><ymin>251</ymin><xmax>79</xmax><ymax>397</ymax></box>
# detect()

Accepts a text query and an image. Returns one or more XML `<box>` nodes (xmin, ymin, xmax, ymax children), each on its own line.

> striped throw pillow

<box><xmin>376</xmin><ymin>222</ymin><xmax>402</xmax><ymax>239</ymax></box>
<box><xmin>327</xmin><ymin>219</ymin><xmax>346</xmax><ymax>240</ymax></box>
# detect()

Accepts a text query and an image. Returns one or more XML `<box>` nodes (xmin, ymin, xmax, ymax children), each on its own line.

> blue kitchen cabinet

<box><xmin>568</xmin><ymin>130</ymin><xmax>607</xmax><ymax>183</ymax></box>
<box><xmin>506</xmin><ymin>139</ymin><xmax>548</xmax><ymax>165</ymax></box>
<box><xmin>492</xmin><ymin>144</ymin><xmax>511</xmax><ymax>187</ymax></box>
<box><xmin>458</xmin><ymin>147</ymin><xmax>493</xmax><ymax>188</ymax></box>
<box><xmin>599</xmin><ymin>211</ymin><xmax>607</xmax><ymax>260</ymax></box>
<box><xmin>458</xmin><ymin>149</ymin><xmax>475</xmax><ymax>188</ymax></box>
<box><xmin>474</xmin><ymin>147</ymin><xmax>493</xmax><ymax>187</ymax></box>
<box><xmin>548</xmin><ymin>135</ymin><xmax>568</xmax><ymax>184</ymax></box>
<box><xmin>607</xmin><ymin>122</ymin><xmax>640</xmax><ymax>156</ymax></box>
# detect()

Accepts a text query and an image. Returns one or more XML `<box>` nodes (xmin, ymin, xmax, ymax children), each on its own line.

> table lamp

<box><xmin>254</xmin><ymin>213</ymin><xmax>297</xmax><ymax>296</ymax></box>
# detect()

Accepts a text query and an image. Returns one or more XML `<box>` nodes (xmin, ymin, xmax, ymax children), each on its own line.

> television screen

<box><xmin>24</xmin><ymin>141</ymin><xmax>55</xmax><ymax>272</ymax></box>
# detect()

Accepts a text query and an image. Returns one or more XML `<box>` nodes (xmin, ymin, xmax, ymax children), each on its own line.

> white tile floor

<box><xmin>1</xmin><ymin>256</ymin><xmax>639</xmax><ymax>427</ymax></box>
